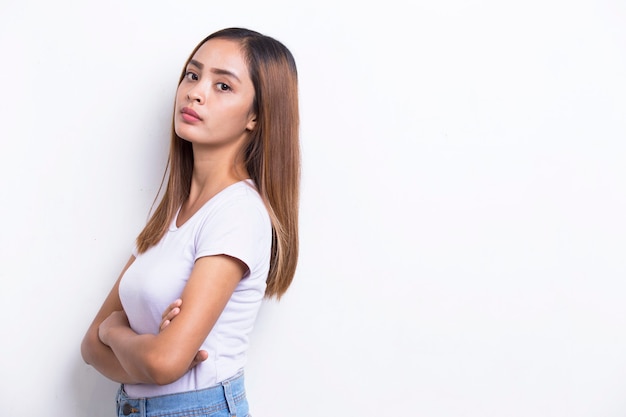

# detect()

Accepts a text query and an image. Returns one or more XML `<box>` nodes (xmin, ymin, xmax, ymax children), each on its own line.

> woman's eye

<box><xmin>217</xmin><ymin>82</ymin><xmax>231</xmax><ymax>91</ymax></box>
<box><xmin>185</xmin><ymin>71</ymin><xmax>198</xmax><ymax>81</ymax></box>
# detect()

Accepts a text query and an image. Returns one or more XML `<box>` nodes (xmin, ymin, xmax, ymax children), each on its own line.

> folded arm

<box><xmin>96</xmin><ymin>254</ymin><xmax>245</xmax><ymax>385</ymax></box>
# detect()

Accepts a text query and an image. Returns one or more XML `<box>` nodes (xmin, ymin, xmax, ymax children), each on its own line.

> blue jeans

<box><xmin>115</xmin><ymin>372</ymin><xmax>249</xmax><ymax>417</ymax></box>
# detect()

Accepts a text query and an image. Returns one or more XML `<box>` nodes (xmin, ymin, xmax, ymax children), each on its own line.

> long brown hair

<box><xmin>136</xmin><ymin>28</ymin><xmax>300</xmax><ymax>299</ymax></box>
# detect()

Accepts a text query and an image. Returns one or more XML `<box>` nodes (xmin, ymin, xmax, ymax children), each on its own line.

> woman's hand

<box><xmin>160</xmin><ymin>299</ymin><xmax>183</xmax><ymax>331</ymax></box>
<box><xmin>98</xmin><ymin>310</ymin><xmax>130</xmax><ymax>346</ymax></box>
<box><xmin>160</xmin><ymin>298</ymin><xmax>209</xmax><ymax>369</ymax></box>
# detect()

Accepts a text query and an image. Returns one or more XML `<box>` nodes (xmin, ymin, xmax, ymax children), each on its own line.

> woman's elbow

<box><xmin>80</xmin><ymin>331</ymin><xmax>98</xmax><ymax>365</ymax></box>
<box><xmin>147</xmin><ymin>368</ymin><xmax>180</xmax><ymax>386</ymax></box>
<box><xmin>144</xmin><ymin>351</ymin><xmax>189</xmax><ymax>386</ymax></box>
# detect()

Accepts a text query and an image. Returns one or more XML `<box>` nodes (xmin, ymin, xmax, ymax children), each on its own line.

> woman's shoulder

<box><xmin>211</xmin><ymin>180</ymin><xmax>264</xmax><ymax>208</ymax></box>
<box><xmin>200</xmin><ymin>180</ymin><xmax>269</xmax><ymax>224</ymax></box>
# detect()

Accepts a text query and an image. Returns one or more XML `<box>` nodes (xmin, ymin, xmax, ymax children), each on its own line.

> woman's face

<box><xmin>174</xmin><ymin>38</ymin><xmax>256</xmax><ymax>148</ymax></box>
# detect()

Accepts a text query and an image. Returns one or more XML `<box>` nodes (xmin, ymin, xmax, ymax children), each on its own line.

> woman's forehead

<box><xmin>191</xmin><ymin>39</ymin><xmax>245</xmax><ymax>68</ymax></box>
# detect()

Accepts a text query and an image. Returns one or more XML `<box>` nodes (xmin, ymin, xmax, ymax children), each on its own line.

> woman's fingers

<box><xmin>159</xmin><ymin>299</ymin><xmax>183</xmax><ymax>331</ymax></box>
<box><xmin>161</xmin><ymin>298</ymin><xmax>182</xmax><ymax>319</ymax></box>
<box><xmin>189</xmin><ymin>350</ymin><xmax>209</xmax><ymax>370</ymax></box>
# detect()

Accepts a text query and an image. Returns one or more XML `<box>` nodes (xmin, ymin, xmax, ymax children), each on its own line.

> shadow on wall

<box><xmin>72</xmin><ymin>357</ymin><xmax>118</xmax><ymax>416</ymax></box>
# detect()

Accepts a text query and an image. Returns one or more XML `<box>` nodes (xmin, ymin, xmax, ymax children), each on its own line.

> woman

<box><xmin>81</xmin><ymin>27</ymin><xmax>300</xmax><ymax>417</ymax></box>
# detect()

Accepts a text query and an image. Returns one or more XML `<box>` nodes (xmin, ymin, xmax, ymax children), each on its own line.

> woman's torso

<box><xmin>119</xmin><ymin>180</ymin><xmax>271</xmax><ymax>398</ymax></box>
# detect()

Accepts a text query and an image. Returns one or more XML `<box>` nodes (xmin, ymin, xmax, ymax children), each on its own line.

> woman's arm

<box><xmin>81</xmin><ymin>256</ymin><xmax>209</xmax><ymax>384</ymax></box>
<box><xmin>80</xmin><ymin>256</ymin><xmax>142</xmax><ymax>384</ymax></box>
<box><xmin>98</xmin><ymin>254</ymin><xmax>245</xmax><ymax>386</ymax></box>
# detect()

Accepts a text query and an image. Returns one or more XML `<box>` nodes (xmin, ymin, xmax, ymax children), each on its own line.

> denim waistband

<box><xmin>116</xmin><ymin>372</ymin><xmax>246</xmax><ymax>417</ymax></box>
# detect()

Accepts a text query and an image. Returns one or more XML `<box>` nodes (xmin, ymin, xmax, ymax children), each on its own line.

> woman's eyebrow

<box><xmin>188</xmin><ymin>59</ymin><xmax>204</xmax><ymax>69</ymax></box>
<box><xmin>209</xmin><ymin>67</ymin><xmax>241</xmax><ymax>83</ymax></box>
<box><xmin>188</xmin><ymin>59</ymin><xmax>241</xmax><ymax>83</ymax></box>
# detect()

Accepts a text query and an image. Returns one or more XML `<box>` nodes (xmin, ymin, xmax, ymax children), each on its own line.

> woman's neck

<box><xmin>185</xmin><ymin>145</ymin><xmax>249</xmax><ymax>211</ymax></box>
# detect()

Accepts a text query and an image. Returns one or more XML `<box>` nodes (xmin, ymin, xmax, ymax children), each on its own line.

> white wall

<box><xmin>1</xmin><ymin>0</ymin><xmax>625</xmax><ymax>416</ymax></box>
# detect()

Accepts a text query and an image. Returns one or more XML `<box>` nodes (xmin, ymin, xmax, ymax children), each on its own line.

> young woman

<box><xmin>81</xmin><ymin>27</ymin><xmax>300</xmax><ymax>417</ymax></box>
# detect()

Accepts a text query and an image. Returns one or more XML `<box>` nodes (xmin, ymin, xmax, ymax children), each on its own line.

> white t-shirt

<box><xmin>119</xmin><ymin>180</ymin><xmax>271</xmax><ymax>398</ymax></box>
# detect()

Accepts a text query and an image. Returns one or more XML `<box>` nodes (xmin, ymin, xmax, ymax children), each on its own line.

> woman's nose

<box><xmin>186</xmin><ymin>86</ymin><xmax>204</xmax><ymax>103</ymax></box>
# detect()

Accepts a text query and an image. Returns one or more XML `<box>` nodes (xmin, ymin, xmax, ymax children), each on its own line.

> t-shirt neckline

<box><xmin>169</xmin><ymin>179</ymin><xmax>253</xmax><ymax>232</ymax></box>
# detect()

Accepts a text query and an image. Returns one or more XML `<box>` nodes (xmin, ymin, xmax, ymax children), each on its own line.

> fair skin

<box><xmin>81</xmin><ymin>38</ymin><xmax>258</xmax><ymax>385</ymax></box>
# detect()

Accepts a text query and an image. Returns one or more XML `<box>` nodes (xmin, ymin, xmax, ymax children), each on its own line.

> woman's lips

<box><xmin>181</xmin><ymin>107</ymin><xmax>201</xmax><ymax>122</ymax></box>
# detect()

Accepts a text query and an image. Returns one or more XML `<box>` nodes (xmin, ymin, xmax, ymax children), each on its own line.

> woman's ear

<box><xmin>246</xmin><ymin>114</ymin><xmax>257</xmax><ymax>132</ymax></box>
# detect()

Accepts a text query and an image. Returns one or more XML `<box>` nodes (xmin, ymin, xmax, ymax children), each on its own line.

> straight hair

<box><xmin>135</xmin><ymin>28</ymin><xmax>300</xmax><ymax>299</ymax></box>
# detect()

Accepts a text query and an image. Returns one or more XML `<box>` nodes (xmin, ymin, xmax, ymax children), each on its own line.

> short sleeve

<box><xmin>194</xmin><ymin>195</ymin><xmax>272</xmax><ymax>277</ymax></box>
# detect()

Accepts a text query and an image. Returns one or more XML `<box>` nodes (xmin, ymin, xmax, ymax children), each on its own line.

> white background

<box><xmin>1</xmin><ymin>0</ymin><xmax>625</xmax><ymax>416</ymax></box>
